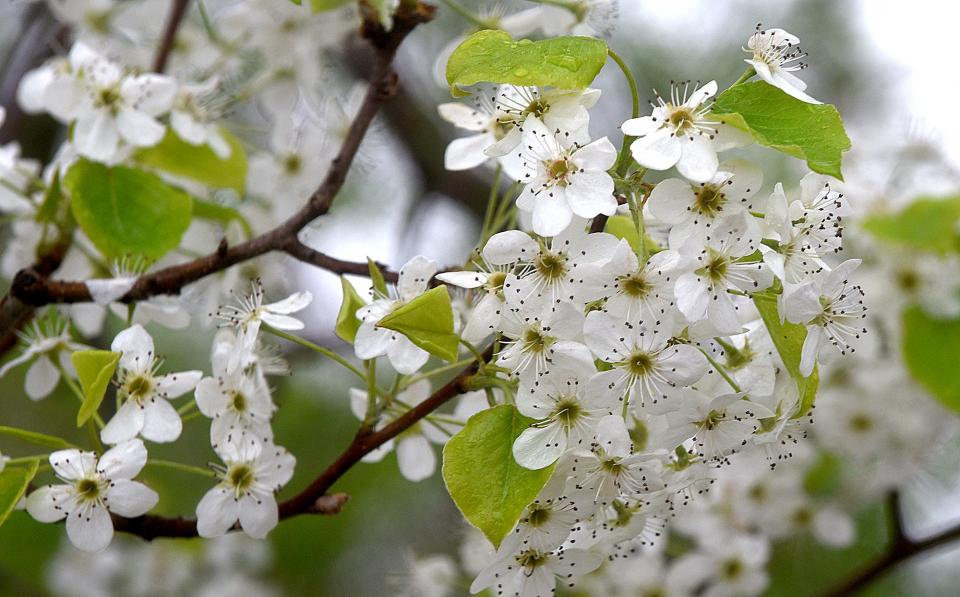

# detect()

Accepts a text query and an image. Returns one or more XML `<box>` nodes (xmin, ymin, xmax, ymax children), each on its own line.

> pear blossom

<box><xmin>496</xmin><ymin>297</ymin><xmax>591</xmax><ymax>379</ymax></box>
<box><xmin>436</xmin><ymin>259</ymin><xmax>510</xmax><ymax>344</ymax></box>
<box><xmin>196</xmin><ymin>431</ymin><xmax>295</xmax><ymax>539</ymax></box>
<box><xmin>670</xmin><ymin>534</ymin><xmax>770</xmax><ymax>597</ymax></box>
<box><xmin>599</xmin><ymin>239</ymin><xmax>679</xmax><ymax>321</ymax></box>
<box><xmin>438</xmin><ymin>87</ymin><xmax>515</xmax><ymax>172</ymax></box>
<box><xmin>355</xmin><ymin>255</ymin><xmax>435</xmax><ymax>375</ymax></box>
<box><xmin>744</xmin><ymin>27</ymin><xmax>819</xmax><ymax>104</ymax></box>
<box><xmin>470</xmin><ymin>544</ymin><xmax>603</xmax><ymax>596</ymax></box>
<box><xmin>784</xmin><ymin>259</ymin><xmax>866</xmax><ymax>376</ymax></box>
<box><xmin>26</xmin><ymin>440</ymin><xmax>158</xmax><ymax>552</ymax></box>
<box><xmin>515</xmin><ymin>117</ymin><xmax>618</xmax><ymax>236</ymax></box>
<box><xmin>621</xmin><ymin>80</ymin><xmax>750</xmax><ymax>183</ymax></box>
<box><xmin>170</xmin><ymin>78</ymin><xmax>231</xmax><ymax>159</ymax></box>
<box><xmin>100</xmin><ymin>325</ymin><xmax>203</xmax><ymax>445</ymax></box>
<box><xmin>0</xmin><ymin>312</ymin><xmax>87</xmax><ymax>400</ymax></box>
<box><xmin>215</xmin><ymin>280</ymin><xmax>312</xmax><ymax>374</ymax></box>
<box><xmin>534</xmin><ymin>0</ymin><xmax>620</xmax><ymax>38</ymax></box>
<box><xmin>491</xmin><ymin>86</ymin><xmax>600</xmax><ymax>155</ymax></box>
<box><xmin>661</xmin><ymin>389</ymin><xmax>774</xmax><ymax>459</ymax></box>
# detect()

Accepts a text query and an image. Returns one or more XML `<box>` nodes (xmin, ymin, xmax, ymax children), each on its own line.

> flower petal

<box><xmin>105</xmin><ymin>479</ymin><xmax>158</xmax><ymax>517</ymax></box>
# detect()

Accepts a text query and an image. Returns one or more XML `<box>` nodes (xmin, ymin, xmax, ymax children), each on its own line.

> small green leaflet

<box><xmin>72</xmin><ymin>350</ymin><xmax>120</xmax><ymax>427</ymax></box>
<box><xmin>861</xmin><ymin>196</ymin><xmax>960</xmax><ymax>254</ymax></box>
<box><xmin>133</xmin><ymin>128</ymin><xmax>248</xmax><ymax>194</ymax></box>
<box><xmin>901</xmin><ymin>306</ymin><xmax>960</xmax><ymax>412</ymax></box>
<box><xmin>446</xmin><ymin>30</ymin><xmax>607</xmax><ymax>96</ymax></box>
<box><xmin>378</xmin><ymin>286</ymin><xmax>459</xmax><ymax>362</ymax></box>
<box><xmin>753</xmin><ymin>295</ymin><xmax>819</xmax><ymax>417</ymax></box>
<box><xmin>711</xmin><ymin>81</ymin><xmax>851</xmax><ymax>180</ymax></box>
<box><xmin>335</xmin><ymin>277</ymin><xmax>366</xmax><ymax>343</ymax></box>
<box><xmin>0</xmin><ymin>459</ymin><xmax>39</xmax><ymax>528</ymax></box>
<box><xmin>35</xmin><ymin>169</ymin><xmax>64</xmax><ymax>223</ymax></box>
<box><xmin>605</xmin><ymin>214</ymin><xmax>662</xmax><ymax>255</ymax></box>
<box><xmin>65</xmin><ymin>160</ymin><xmax>193</xmax><ymax>261</ymax></box>
<box><xmin>306</xmin><ymin>0</ymin><xmax>351</xmax><ymax>11</ymax></box>
<box><xmin>442</xmin><ymin>405</ymin><xmax>555</xmax><ymax>547</ymax></box>
<box><xmin>368</xmin><ymin>258</ymin><xmax>389</xmax><ymax>297</ymax></box>
<box><xmin>0</xmin><ymin>426</ymin><xmax>75</xmax><ymax>449</ymax></box>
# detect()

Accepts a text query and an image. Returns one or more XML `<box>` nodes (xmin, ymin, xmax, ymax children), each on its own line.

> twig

<box><xmin>152</xmin><ymin>0</ymin><xmax>192</xmax><ymax>74</ymax></box>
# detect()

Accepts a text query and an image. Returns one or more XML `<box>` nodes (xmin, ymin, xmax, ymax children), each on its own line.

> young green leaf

<box><xmin>308</xmin><ymin>0</ymin><xmax>350</xmax><ymax>11</ymax></box>
<box><xmin>442</xmin><ymin>405</ymin><xmax>555</xmax><ymax>547</ymax></box>
<box><xmin>368</xmin><ymin>258</ymin><xmax>389</xmax><ymax>297</ymax></box>
<box><xmin>711</xmin><ymin>81</ymin><xmax>851</xmax><ymax>180</ymax></box>
<box><xmin>901</xmin><ymin>306</ymin><xmax>960</xmax><ymax>412</ymax></box>
<box><xmin>0</xmin><ymin>426</ymin><xmax>75</xmax><ymax>450</ymax></box>
<box><xmin>335</xmin><ymin>277</ymin><xmax>366</xmax><ymax>343</ymax></box>
<box><xmin>378</xmin><ymin>286</ymin><xmax>459</xmax><ymax>362</ymax></box>
<box><xmin>64</xmin><ymin>160</ymin><xmax>193</xmax><ymax>261</ymax></box>
<box><xmin>605</xmin><ymin>214</ymin><xmax>662</xmax><ymax>255</ymax></box>
<box><xmin>133</xmin><ymin>128</ymin><xmax>248</xmax><ymax>193</ymax></box>
<box><xmin>753</xmin><ymin>295</ymin><xmax>819</xmax><ymax>417</ymax></box>
<box><xmin>35</xmin><ymin>168</ymin><xmax>64</xmax><ymax>223</ymax></box>
<box><xmin>71</xmin><ymin>350</ymin><xmax>121</xmax><ymax>427</ymax></box>
<box><xmin>446</xmin><ymin>30</ymin><xmax>607</xmax><ymax>95</ymax></box>
<box><xmin>192</xmin><ymin>197</ymin><xmax>254</xmax><ymax>238</ymax></box>
<box><xmin>861</xmin><ymin>196</ymin><xmax>960</xmax><ymax>254</ymax></box>
<box><xmin>0</xmin><ymin>459</ymin><xmax>39</xmax><ymax>528</ymax></box>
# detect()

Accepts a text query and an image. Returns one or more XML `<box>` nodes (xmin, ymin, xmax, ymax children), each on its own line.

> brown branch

<box><xmin>112</xmin><ymin>343</ymin><xmax>490</xmax><ymax>540</ymax></box>
<box><xmin>152</xmin><ymin>0</ymin><xmax>191</xmax><ymax>74</ymax></box>
<box><xmin>283</xmin><ymin>240</ymin><xmax>399</xmax><ymax>283</ymax></box>
<box><xmin>822</xmin><ymin>492</ymin><xmax>960</xmax><ymax>596</ymax></box>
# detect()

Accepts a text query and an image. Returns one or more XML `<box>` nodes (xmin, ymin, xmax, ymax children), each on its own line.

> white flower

<box><xmin>100</xmin><ymin>325</ymin><xmax>203</xmax><ymax>445</ymax></box>
<box><xmin>647</xmin><ymin>159</ymin><xmax>763</xmax><ymax>246</ymax></box>
<box><xmin>170</xmin><ymin>78</ymin><xmax>231</xmax><ymax>159</ymax></box>
<box><xmin>535</xmin><ymin>0</ymin><xmax>620</xmax><ymax>38</ymax></box>
<box><xmin>669</xmin><ymin>534</ymin><xmax>769</xmax><ymax>597</ymax></box>
<box><xmin>436</xmin><ymin>258</ymin><xmax>510</xmax><ymax>345</ymax></box>
<box><xmin>26</xmin><ymin>440</ymin><xmax>159</xmax><ymax>552</ymax></box>
<box><xmin>0</xmin><ymin>312</ymin><xmax>87</xmax><ymax>400</ymax></box>
<box><xmin>744</xmin><ymin>27</ymin><xmax>820</xmax><ymax>104</ymax></box>
<box><xmin>349</xmin><ymin>380</ymin><xmax>449</xmax><ymax>482</ymax></box>
<box><xmin>760</xmin><ymin>183</ymin><xmax>832</xmax><ymax>284</ymax></box>
<box><xmin>491</xmin><ymin>86</ymin><xmax>600</xmax><ymax>156</ymax></box>
<box><xmin>515</xmin><ymin>117</ymin><xmax>618</xmax><ymax>237</ymax></box>
<box><xmin>215</xmin><ymin>280</ymin><xmax>312</xmax><ymax>374</ymax></box>
<box><xmin>674</xmin><ymin>215</ymin><xmax>773</xmax><ymax>334</ymax></box>
<box><xmin>438</xmin><ymin>88</ymin><xmax>515</xmax><ymax>172</ymax></box>
<box><xmin>583</xmin><ymin>311</ymin><xmax>706</xmax><ymax>410</ymax></box>
<box><xmin>784</xmin><ymin>259</ymin><xmax>866</xmax><ymax>376</ymax></box>
<box><xmin>195</xmin><ymin>334</ymin><xmax>276</xmax><ymax>445</ymax></box>
<box><xmin>496</xmin><ymin>298</ymin><xmax>590</xmax><ymax>379</ymax></box>
<box><xmin>621</xmin><ymin>80</ymin><xmax>750</xmax><ymax>183</ymax></box>
<box><xmin>355</xmin><ymin>256</ymin><xmax>436</xmax><ymax>375</ymax></box>
<box><xmin>512</xmin><ymin>358</ymin><xmax>617</xmax><ymax>469</ymax></box>
<box><xmin>600</xmin><ymin>240</ymin><xmax>679</xmax><ymax>321</ymax></box>
<box><xmin>196</xmin><ymin>431</ymin><xmax>295</xmax><ymax>539</ymax></box>
<box><xmin>470</xmin><ymin>544</ymin><xmax>602</xmax><ymax>596</ymax></box>
<box><xmin>662</xmin><ymin>389</ymin><xmax>773</xmax><ymax>459</ymax></box>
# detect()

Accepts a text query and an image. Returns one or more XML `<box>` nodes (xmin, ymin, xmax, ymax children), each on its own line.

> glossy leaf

<box><xmin>378</xmin><ymin>286</ymin><xmax>459</xmax><ymax>362</ymax></box>
<box><xmin>442</xmin><ymin>405</ymin><xmax>555</xmax><ymax>547</ymax></box>
<box><xmin>335</xmin><ymin>277</ymin><xmax>366</xmax><ymax>343</ymax></box>
<box><xmin>0</xmin><ymin>459</ymin><xmax>39</xmax><ymax>528</ymax></box>
<box><xmin>901</xmin><ymin>306</ymin><xmax>960</xmax><ymax>411</ymax></box>
<box><xmin>446</xmin><ymin>30</ymin><xmax>607</xmax><ymax>95</ymax></box>
<box><xmin>71</xmin><ymin>350</ymin><xmax>120</xmax><ymax>427</ymax></box>
<box><xmin>712</xmin><ymin>81</ymin><xmax>851</xmax><ymax>179</ymax></box>
<box><xmin>754</xmin><ymin>295</ymin><xmax>819</xmax><ymax>417</ymax></box>
<box><xmin>861</xmin><ymin>196</ymin><xmax>960</xmax><ymax>254</ymax></box>
<box><xmin>65</xmin><ymin>160</ymin><xmax>193</xmax><ymax>261</ymax></box>
<box><xmin>133</xmin><ymin>128</ymin><xmax>248</xmax><ymax>193</ymax></box>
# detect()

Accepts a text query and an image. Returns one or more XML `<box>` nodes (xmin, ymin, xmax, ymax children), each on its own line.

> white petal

<box><xmin>258</xmin><ymin>312</ymin><xmax>304</xmax><ymax>330</ymax></box>
<box><xmin>620</xmin><ymin>116</ymin><xmax>659</xmax><ymax>137</ymax></box>
<box><xmin>111</xmin><ymin>325</ymin><xmax>154</xmax><ymax>371</ymax></box>
<box><xmin>97</xmin><ymin>439</ymin><xmax>147</xmax><ymax>479</ymax></box>
<box><xmin>512</xmin><ymin>424</ymin><xmax>566</xmax><ymax>470</ymax></box>
<box><xmin>398</xmin><ymin>256</ymin><xmax>437</xmax><ymax>301</ymax></box>
<box><xmin>265</xmin><ymin>290</ymin><xmax>313</xmax><ymax>314</ymax></box>
<box><xmin>86</xmin><ymin>277</ymin><xmax>136</xmax><ymax>305</ymax></box>
<box><xmin>573</xmin><ymin>137</ymin><xmax>617</xmax><ymax>170</ymax></box>
<box><xmin>239</xmin><ymin>494</ymin><xmax>279</xmax><ymax>539</ymax></box>
<box><xmin>482</xmin><ymin>230</ymin><xmax>537</xmax><ymax>265</ymax></box>
<box><xmin>155</xmin><ymin>370</ymin><xmax>203</xmax><ymax>398</ymax></box>
<box><xmin>396</xmin><ymin>434</ymin><xmax>435</xmax><ymax>482</ymax></box>
<box><xmin>531</xmin><ymin>192</ymin><xmax>573</xmax><ymax>237</ymax></box>
<box><xmin>196</xmin><ymin>488</ymin><xmax>239</xmax><ymax>538</ymax></box>
<box><xmin>445</xmin><ymin>134</ymin><xmax>493</xmax><ymax>170</ymax></box>
<box><xmin>66</xmin><ymin>504</ymin><xmax>113</xmax><ymax>552</ymax></box>
<box><xmin>121</xmin><ymin>74</ymin><xmax>176</xmax><ymax>115</ymax></box>
<box><xmin>195</xmin><ymin>377</ymin><xmax>227</xmax><ymax>416</ymax></box>
<box><xmin>799</xmin><ymin>325</ymin><xmax>822</xmax><ymax>377</ymax></box>
<box><xmin>629</xmin><ymin>128</ymin><xmax>681</xmax><ymax>171</ymax></box>
<box><xmin>648</xmin><ymin>178</ymin><xmax>696</xmax><ymax>225</ymax></box>
<box><xmin>566</xmin><ymin>172</ymin><xmax>617</xmax><ymax>219</ymax></box>
<box><xmin>386</xmin><ymin>335</ymin><xmax>429</xmax><ymax>375</ymax></box>
<box><xmin>437</xmin><ymin>102</ymin><xmax>488</xmax><ymax>131</ymax></box>
<box><xmin>100</xmin><ymin>402</ymin><xmax>145</xmax><ymax>445</ymax></box>
<box><xmin>105</xmin><ymin>480</ymin><xmax>158</xmax><ymax>517</ymax></box>
<box><xmin>116</xmin><ymin>109</ymin><xmax>166</xmax><ymax>147</ymax></box>
<box><xmin>25</xmin><ymin>355</ymin><xmax>60</xmax><ymax>400</ymax></box>
<box><xmin>354</xmin><ymin>323</ymin><xmax>390</xmax><ymax>360</ymax></box>
<box><xmin>435</xmin><ymin>270</ymin><xmax>487</xmax><ymax>289</ymax></box>
<box><xmin>140</xmin><ymin>398</ymin><xmax>183</xmax><ymax>443</ymax></box>
<box><xmin>73</xmin><ymin>111</ymin><xmax>119</xmax><ymax>161</ymax></box>
<box><xmin>26</xmin><ymin>485</ymin><xmax>71</xmax><ymax>522</ymax></box>
<box><xmin>676</xmin><ymin>136</ymin><xmax>719</xmax><ymax>183</ymax></box>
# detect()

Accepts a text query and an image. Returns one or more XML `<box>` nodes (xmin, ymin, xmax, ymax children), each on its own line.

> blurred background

<box><xmin>1</xmin><ymin>0</ymin><xmax>960</xmax><ymax>595</ymax></box>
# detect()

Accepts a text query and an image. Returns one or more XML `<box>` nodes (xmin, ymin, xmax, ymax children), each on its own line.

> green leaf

<box><xmin>35</xmin><ymin>169</ymin><xmax>64</xmax><ymax>223</ymax></box>
<box><xmin>368</xmin><ymin>258</ymin><xmax>388</xmax><ymax>297</ymax></box>
<box><xmin>378</xmin><ymin>286</ymin><xmax>459</xmax><ymax>362</ymax></box>
<box><xmin>711</xmin><ymin>81</ymin><xmax>851</xmax><ymax>179</ymax></box>
<box><xmin>0</xmin><ymin>426</ymin><xmax>75</xmax><ymax>450</ymax></box>
<box><xmin>753</xmin><ymin>295</ymin><xmax>819</xmax><ymax>417</ymax></box>
<box><xmin>335</xmin><ymin>277</ymin><xmax>366</xmax><ymax>343</ymax></box>
<box><xmin>442</xmin><ymin>405</ymin><xmax>555</xmax><ymax>547</ymax></box>
<box><xmin>65</xmin><ymin>160</ymin><xmax>194</xmax><ymax>261</ymax></box>
<box><xmin>308</xmin><ymin>0</ymin><xmax>350</xmax><ymax>11</ymax></box>
<box><xmin>192</xmin><ymin>197</ymin><xmax>253</xmax><ymax>238</ymax></box>
<box><xmin>803</xmin><ymin>450</ymin><xmax>842</xmax><ymax>497</ymax></box>
<box><xmin>861</xmin><ymin>196</ymin><xmax>960</xmax><ymax>254</ymax></box>
<box><xmin>901</xmin><ymin>306</ymin><xmax>960</xmax><ymax>411</ymax></box>
<box><xmin>605</xmin><ymin>215</ymin><xmax>661</xmax><ymax>254</ymax></box>
<box><xmin>0</xmin><ymin>459</ymin><xmax>39</xmax><ymax>528</ymax></box>
<box><xmin>71</xmin><ymin>350</ymin><xmax>120</xmax><ymax>427</ymax></box>
<box><xmin>133</xmin><ymin>128</ymin><xmax>248</xmax><ymax>193</ymax></box>
<box><xmin>446</xmin><ymin>30</ymin><xmax>608</xmax><ymax>95</ymax></box>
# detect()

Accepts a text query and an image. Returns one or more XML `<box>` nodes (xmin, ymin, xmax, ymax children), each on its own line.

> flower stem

<box><xmin>145</xmin><ymin>459</ymin><xmax>217</xmax><ymax>478</ymax></box>
<box><xmin>696</xmin><ymin>345</ymin><xmax>743</xmax><ymax>393</ymax></box>
<box><xmin>731</xmin><ymin>66</ymin><xmax>755</xmax><ymax>87</ymax></box>
<box><xmin>263</xmin><ymin>325</ymin><xmax>365</xmax><ymax>380</ymax></box>
<box><xmin>608</xmin><ymin>48</ymin><xmax>641</xmax><ymax>176</ymax></box>
<box><xmin>361</xmin><ymin>359</ymin><xmax>379</xmax><ymax>432</ymax></box>
<box><xmin>7</xmin><ymin>454</ymin><xmax>48</xmax><ymax>465</ymax></box>
<box><xmin>401</xmin><ymin>358</ymin><xmax>477</xmax><ymax>390</ymax></box>
<box><xmin>176</xmin><ymin>398</ymin><xmax>197</xmax><ymax>416</ymax></box>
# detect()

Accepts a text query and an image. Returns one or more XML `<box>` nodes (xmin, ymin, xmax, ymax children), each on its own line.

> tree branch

<box><xmin>153</xmin><ymin>0</ymin><xmax>191</xmax><ymax>74</ymax></box>
<box><xmin>822</xmin><ymin>492</ymin><xmax>960</xmax><ymax>596</ymax></box>
<box><xmin>112</xmin><ymin>343</ymin><xmax>490</xmax><ymax>540</ymax></box>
